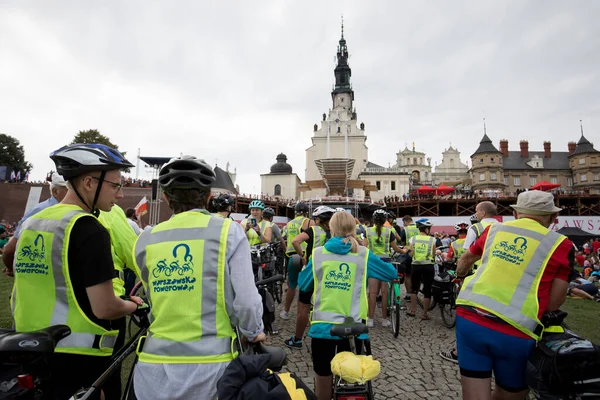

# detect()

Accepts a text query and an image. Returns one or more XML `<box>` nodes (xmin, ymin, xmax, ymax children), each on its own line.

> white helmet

<box><xmin>335</xmin><ymin>207</ymin><xmax>347</xmax><ymax>212</ymax></box>
<box><xmin>312</xmin><ymin>206</ymin><xmax>336</xmax><ymax>220</ymax></box>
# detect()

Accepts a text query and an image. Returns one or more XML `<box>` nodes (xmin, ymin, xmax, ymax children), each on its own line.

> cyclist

<box><xmin>297</xmin><ymin>211</ymin><xmax>396</xmax><ymax>400</ymax></box>
<box><xmin>241</xmin><ymin>200</ymin><xmax>272</xmax><ymax>245</ymax></box>
<box><xmin>400</xmin><ymin>215</ymin><xmax>420</xmax><ymax>300</ymax></box>
<box><xmin>280</xmin><ymin>202</ymin><xmax>313</xmax><ymax>320</ymax></box>
<box><xmin>455</xmin><ymin>191</ymin><xmax>573</xmax><ymax>399</ymax></box>
<box><xmin>284</xmin><ymin>205</ymin><xmax>335</xmax><ymax>349</ymax></box>
<box><xmin>263</xmin><ymin>207</ymin><xmax>286</xmax><ymax>248</ymax></box>
<box><xmin>387</xmin><ymin>211</ymin><xmax>403</xmax><ymax>241</ymax></box>
<box><xmin>465</xmin><ymin>202</ymin><xmax>498</xmax><ymax>272</ymax></box>
<box><xmin>2</xmin><ymin>172</ymin><xmax>68</xmax><ymax>274</ymax></box>
<box><xmin>12</xmin><ymin>143</ymin><xmax>143</xmax><ymax>400</ymax></box>
<box><xmin>132</xmin><ymin>155</ymin><xmax>265</xmax><ymax>400</ymax></box>
<box><xmin>446</xmin><ymin>221</ymin><xmax>470</xmax><ymax>263</ymax></box>
<box><xmin>406</xmin><ymin>219</ymin><xmax>436</xmax><ymax>320</ymax></box>
<box><xmin>366</xmin><ymin>209</ymin><xmax>403</xmax><ymax>327</ymax></box>
<box><xmin>125</xmin><ymin>207</ymin><xmax>143</xmax><ymax>235</ymax></box>
<box><xmin>213</xmin><ymin>193</ymin><xmax>235</xmax><ymax>219</ymax></box>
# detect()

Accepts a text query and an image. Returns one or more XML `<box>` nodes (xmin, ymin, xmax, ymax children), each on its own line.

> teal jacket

<box><xmin>298</xmin><ymin>236</ymin><xmax>397</xmax><ymax>340</ymax></box>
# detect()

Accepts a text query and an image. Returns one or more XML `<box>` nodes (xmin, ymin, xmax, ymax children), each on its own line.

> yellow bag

<box><xmin>330</xmin><ymin>352</ymin><xmax>381</xmax><ymax>383</ymax></box>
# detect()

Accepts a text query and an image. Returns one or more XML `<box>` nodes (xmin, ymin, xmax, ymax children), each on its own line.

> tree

<box><xmin>70</xmin><ymin>129</ymin><xmax>130</xmax><ymax>172</ymax></box>
<box><xmin>0</xmin><ymin>134</ymin><xmax>33</xmax><ymax>176</ymax></box>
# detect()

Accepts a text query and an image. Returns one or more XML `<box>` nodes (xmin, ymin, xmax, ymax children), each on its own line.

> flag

<box><xmin>25</xmin><ymin>172</ymin><xmax>30</xmax><ymax>182</ymax></box>
<box><xmin>10</xmin><ymin>170</ymin><xmax>16</xmax><ymax>181</ymax></box>
<box><xmin>135</xmin><ymin>196</ymin><xmax>148</xmax><ymax>217</ymax></box>
<box><xmin>16</xmin><ymin>171</ymin><xmax>21</xmax><ymax>181</ymax></box>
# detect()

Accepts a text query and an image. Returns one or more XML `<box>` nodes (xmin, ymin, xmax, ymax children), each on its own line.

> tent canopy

<box><xmin>556</xmin><ymin>227</ymin><xmax>597</xmax><ymax>247</ymax></box>
<box><xmin>531</xmin><ymin>181</ymin><xmax>561</xmax><ymax>191</ymax></box>
<box><xmin>414</xmin><ymin>185</ymin><xmax>436</xmax><ymax>194</ymax></box>
<box><xmin>435</xmin><ymin>184</ymin><xmax>456</xmax><ymax>195</ymax></box>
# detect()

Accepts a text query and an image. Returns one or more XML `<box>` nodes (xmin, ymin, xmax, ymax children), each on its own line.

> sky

<box><xmin>1</xmin><ymin>1</ymin><xmax>599</xmax><ymax>194</ymax></box>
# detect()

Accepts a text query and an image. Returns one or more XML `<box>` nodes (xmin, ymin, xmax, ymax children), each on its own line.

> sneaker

<box><xmin>279</xmin><ymin>311</ymin><xmax>290</xmax><ymax>320</ymax></box>
<box><xmin>284</xmin><ymin>336</ymin><xmax>302</xmax><ymax>350</ymax></box>
<box><xmin>381</xmin><ymin>320</ymin><xmax>391</xmax><ymax>327</ymax></box>
<box><xmin>439</xmin><ymin>349</ymin><xmax>458</xmax><ymax>364</ymax></box>
<box><xmin>367</xmin><ymin>319</ymin><xmax>374</xmax><ymax>327</ymax></box>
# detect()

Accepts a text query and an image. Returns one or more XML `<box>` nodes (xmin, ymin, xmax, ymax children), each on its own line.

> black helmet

<box><xmin>159</xmin><ymin>155</ymin><xmax>215</xmax><ymax>192</ymax></box>
<box><xmin>387</xmin><ymin>210</ymin><xmax>396</xmax><ymax>219</ymax></box>
<box><xmin>213</xmin><ymin>194</ymin><xmax>234</xmax><ymax>211</ymax></box>
<box><xmin>373</xmin><ymin>209</ymin><xmax>387</xmax><ymax>225</ymax></box>
<box><xmin>50</xmin><ymin>143</ymin><xmax>134</xmax><ymax>180</ymax></box>
<box><xmin>295</xmin><ymin>202</ymin><xmax>309</xmax><ymax>213</ymax></box>
<box><xmin>263</xmin><ymin>207</ymin><xmax>275</xmax><ymax>218</ymax></box>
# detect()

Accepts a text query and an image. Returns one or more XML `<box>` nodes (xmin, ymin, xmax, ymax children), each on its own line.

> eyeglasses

<box><xmin>91</xmin><ymin>176</ymin><xmax>123</xmax><ymax>192</ymax></box>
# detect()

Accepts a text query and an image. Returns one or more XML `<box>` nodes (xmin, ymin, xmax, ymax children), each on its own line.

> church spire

<box><xmin>332</xmin><ymin>16</ymin><xmax>354</xmax><ymax>101</ymax></box>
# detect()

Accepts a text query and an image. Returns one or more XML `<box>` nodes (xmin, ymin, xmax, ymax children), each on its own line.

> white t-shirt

<box><xmin>127</xmin><ymin>218</ymin><xmax>142</xmax><ymax>235</ymax></box>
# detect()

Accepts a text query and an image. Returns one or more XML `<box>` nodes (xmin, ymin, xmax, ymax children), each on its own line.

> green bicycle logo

<box><xmin>152</xmin><ymin>243</ymin><xmax>195</xmax><ymax>278</ymax></box>
<box><xmin>494</xmin><ymin>237</ymin><xmax>528</xmax><ymax>256</ymax></box>
<box><xmin>326</xmin><ymin>263</ymin><xmax>352</xmax><ymax>282</ymax></box>
<box><xmin>17</xmin><ymin>234</ymin><xmax>46</xmax><ymax>263</ymax></box>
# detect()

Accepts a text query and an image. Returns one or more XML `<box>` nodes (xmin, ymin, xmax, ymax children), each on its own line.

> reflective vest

<box><xmin>451</xmin><ymin>238</ymin><xmax>467</xmax><ymax>260</ymax></box>
<box><xmin>412</xmin><ymin>235</ymin><xmax>435</xmax><ymax>265</ymax></box>
<box><xmin>134</xmin><ymin>209</ymin><xmax>236</xmax><ymax>364</ymax></box>
<box><xmin>470</xmin><ymin>220</ymin><xmax>496</xmax><ymax>268</ymax></box>
<box><xmin>366</xmin><ymin>226</ymin><xmax>391</xmax><ymax>257</ymax></box>
<box><xmin>242</xmin><ymin>219</ymin><xmax>271</xmax><ymax>246</ymax></box>
<box><xmin>404</xmin><ymin>224</ymin><xmax>419</xmax><ymax>243</ymax></box>
<box><xmin>285</xmin><ymin>216</ymin><xmax>308</xmax><ymax>254</ymax></box>
<box><xmin>12</xmin><ymin>204</ymin><xmax>119</xmax><ymax>356</ymax></box>
<box><xmin>457</xmin><ymin>218</ymin><xmax>566</xmax><ymax>340</ymax></box>
<box><xmin>97</xmin><ymin>204</ymin><xmax>138</xmax><ymax>296</ymax></box>
<box><xmin>311</xmin><ymin>246</ymin><xmax>368</xmax><ymax>325</ymax></box>
<box><xmin>311</xmin><ymin>225</ymin><xmax>329</xmax><ymax>254</ymax></box>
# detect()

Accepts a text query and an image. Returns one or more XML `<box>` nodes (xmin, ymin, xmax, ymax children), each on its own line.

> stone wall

<box><xmin>0</xmin><ymin>183</ymin><xmax>173</xmax><ymax>226</ymax></box>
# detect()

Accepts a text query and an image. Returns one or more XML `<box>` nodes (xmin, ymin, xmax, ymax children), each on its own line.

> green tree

<box><xmin>70</xmin><ymin>129</ymin><xmax>130</xmax><ymax>172</ymax></box>
<box><xmin>0</xmin><ymin>134</ymin><xmax>33</xmax><ymax>176</ymax></box>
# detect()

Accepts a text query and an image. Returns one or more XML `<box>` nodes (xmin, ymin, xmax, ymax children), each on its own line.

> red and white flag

<box><xmin>135</xmin><ymin>196</ymin><xmax>148</xmax><ymax>217</ymax></box>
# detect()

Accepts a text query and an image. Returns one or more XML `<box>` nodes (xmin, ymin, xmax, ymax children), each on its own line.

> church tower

<box><xmin>304</xmin><ymin>21</ymin><xmax>369</xmax><ymax>198</ymax></box>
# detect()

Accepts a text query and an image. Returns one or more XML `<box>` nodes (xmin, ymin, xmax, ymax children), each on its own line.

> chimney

<box><xmin>519</xmin><ymin>140</ymin><xmax>529</xmax><ymax>158</ymax></box>
<box><xmin>499</xmin><ymin>139</ymin><xmax>509</xmax><ymax>157</ymax></box>
<box><xmin>568</xmin><ymin>141</ymin><xmax>577</xmax><ymax>155</ymax></box>
<box><xmin>543</xmin><ymin>141</ymin><xmax>551</xmax><ymax>158</ymax></box>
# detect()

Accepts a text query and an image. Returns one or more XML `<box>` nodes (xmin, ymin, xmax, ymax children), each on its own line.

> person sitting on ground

<box><xmin>568</xmin><ymin>269</ymin><xmax>600</xmax><ymax>301</ymax></box>
<box><xmin>297</xmin><ymin>211</ymin><xmax>396</xmax><ymax>400</ymax></box>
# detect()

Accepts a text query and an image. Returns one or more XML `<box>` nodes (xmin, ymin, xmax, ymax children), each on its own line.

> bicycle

<box><xmin>330</xmin><ymin>318</ymin><xmax>374</xmax><ymax>400</ymax></box>
<box><xmin>255</xmin><ymin>274</ymin><xmax>284</xmax><ymax>335</ymax></box>
<box><xmin>388</xmin><ymin>256</ymin><xmax>406</xmax><ymax>338</ymax></box>
<box><xmin>436</xmin><ymin>269</ymin><xmax>461</xmax><ymax>329</ymax></box>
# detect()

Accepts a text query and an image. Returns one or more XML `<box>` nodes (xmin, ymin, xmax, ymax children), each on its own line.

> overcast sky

<box><xmin>2</xmin><ymin>1</ymin><xmax>599</xmax><ymax>193</ymax></box>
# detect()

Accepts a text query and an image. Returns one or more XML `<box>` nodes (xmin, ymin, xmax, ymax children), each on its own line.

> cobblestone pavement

<box><xmin>265</xmin><ymin>286</ymin><xmax>462</xmax><ymax>399</ymax></box>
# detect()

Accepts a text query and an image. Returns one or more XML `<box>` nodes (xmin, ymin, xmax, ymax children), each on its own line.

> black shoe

<box><xmin>284</xmin><ymin>336</ymin><xmax>302</xmax><ymax>349</ymax></box>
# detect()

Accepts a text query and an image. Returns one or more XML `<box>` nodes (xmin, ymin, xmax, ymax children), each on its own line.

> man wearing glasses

<box><xmin>11</xmin><ymin>143</ymin><xmax>144</xmax><ymax>399</ymax></box>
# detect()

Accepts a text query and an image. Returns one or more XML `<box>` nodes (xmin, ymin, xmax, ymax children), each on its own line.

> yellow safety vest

<box><xmin>242</xmin><ymin>219</ymin><xmax>271</xmax><ymax>246</ymax></box>
<box><xmin>404</xmin><ymin>224</ymin><xmax>419</xmax><ymax>243</ymax></box>
<box><xmin>311</xmin><ymin>226</ymin><xmax>329</xmax><ymax>255</ymax></box>
<box><xmin>366</xmin><ymin>226</ymin><xmax>392</xmax><ymax>257</ymax></box>
<box><xmin>12</xmin><ymin>204</ymin><xmax>119</xmax><ymax>356</ymax></box>
<box><xmin>134</xmin><ymin>209</ymin><xmax>236</xmax><ymax>364</ymax></box>
<box><xmin>97</xmin><ymin>204</ymin><xmax>138</xmax><ymax>296</ymax></box>
<box><xmin>470</xmin><ymin>220</ymin><xmax>496</xmax><ymax>268</ymax></box>
<box><xmin>451</xmin><ymin>238</ymin><xmax>467</xmax><ymax>260</ymax></box>
<box><xmin>311</xmin><ymin>246</ymin><xmax>369</xmax><ymax>325</ymax></box>
<box><xmin>412</xmin><ymin>235</ymin><xmax>435</xmax><ymax>265</ymax></box>
<box><xmin>285</xmin><ymin>216</ymin><xmax>308</xmax><ymax>255</ymax></box>
<box><xmin>457</xmin><ymin>218</ymin><xmax>566</xmax><ymax>340</ymax></box>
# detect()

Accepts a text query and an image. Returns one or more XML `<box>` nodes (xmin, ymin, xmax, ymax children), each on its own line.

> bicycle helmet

<box><xmin>387</xmin><ymin>210</ymin><xmax>396</xmax><ymax>219</ymax></box>
<box><xmin>470</xmin><ymin>214</ymin><xmax>479</xmax><ymax>224</ymax></box>
<box><xmin>249</xmin><ymin>200</ymin><xmax>265</xmax><ymax>210</ymax></box>
<box><xmin>159</xmin><ymin>155</ymin><xmax>215</xmax><ymax>192</ymax></box>
<box><xmin>294</xmin><ymin>202</ymin><xmax>309</xmax><ymax>213</ymax></box>
<box><xmin>454</xmin><ymin>220</ymin><xmax>470</xmax><ymax>232</ymax></box>
<box><xmin>50</xmin><ymin>143</ymin><xmax>134</xmax><ymax>180</ymax></box>
<box><xmin>335</xmin><ymin>207</ymin><xmax>347</xmax><ymax>213</ymax></box>
<box><xmin>213</xmin><ymin>193</ymin><xmax>234</xmax><ymax>210</ymax></box>
<box><xmin>312</xmin><ymin>205</ymin><xmax>335</xmax><ymax>220</ymax></box>
<box><xmin>415</xmin><ymin>218</ymin><xmax>433</xmax><ymax>229</ymax></box>
<box><xmin>372</xmin><ymin>209</ymin><xmax>387</xmax><ymax>225</ymax></box>
<box><xmin>263</xmin><ymin>207</ymin><xmax>275</xmax><ymax>218</ymax></box>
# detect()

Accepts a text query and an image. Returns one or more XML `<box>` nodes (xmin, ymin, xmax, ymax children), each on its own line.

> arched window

<box><xmin>274</xmin><ymin>184</ymin><xmax>281</xmax><ymax>196</ymax></box>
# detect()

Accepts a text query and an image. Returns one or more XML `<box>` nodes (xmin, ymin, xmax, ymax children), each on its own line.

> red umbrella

<box><xmin>414</xmin><ymin>185</ymin><xmax>436</xmax><ymax>194</ymax></box>
<box><xmin>530</xmin><ymin>181</ymin><xmax>561</xmax><ymax>191</ymax></box>
<box><xmin>435</xmin><ymin>184</ymin><xmax>456</xmax><ymax>195</ymax></box>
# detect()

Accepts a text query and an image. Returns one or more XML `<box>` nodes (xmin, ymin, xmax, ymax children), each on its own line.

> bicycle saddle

<box><xmin>247</xmin><ymin>343</ymin><xmax>287</xmax><ymax>372</ymax></box>
<box><xmin>255</xmin><ymin>274</ymin><xmax>284</xmax><ymax>287</ymax></box>
<box><xmin>330</xmin><ymin>317</ymin><xmax>368</xmax><ymax>338</ymax></box>
<box><xmin>0</xmin><ymin>325</ymin><xmax>71</xmax><ymax>355</ymax></box>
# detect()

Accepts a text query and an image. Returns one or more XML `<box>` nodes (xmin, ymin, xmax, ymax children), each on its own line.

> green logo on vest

<box><xmin>492</xmin><ymin>237</ymin><xmax>528</xmax><ymax>265</ymax></box>
<box><xmin>324</xmin><ymin>263</ymin><xmax>352</xmax><ymax>291</ymax></box>
<box><xmin>152</xmin><ymin>243</ymin><xmax>197</xmax><ymax>293</ymax></box>
<box><xmin>15</xmin><ymin>234</ymin><xmax>49</xmax><ymax>275</ymax></box>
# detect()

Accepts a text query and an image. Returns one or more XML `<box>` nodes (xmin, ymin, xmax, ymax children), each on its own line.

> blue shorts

<box><xmin>287</xmin><ymin>256</ymin><xmax>300</xmax><ymax>289</ymax></box>
<box><xmin>456</xmin><ymin>315</ymin><xmax>536</xmax><ymax>392</ymax></box>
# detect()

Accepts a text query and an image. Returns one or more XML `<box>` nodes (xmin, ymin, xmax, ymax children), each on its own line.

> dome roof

<box><xmin>270</xmin><ymin>153</ymin><xmax>293</xmax><ymax>174</ymax></box>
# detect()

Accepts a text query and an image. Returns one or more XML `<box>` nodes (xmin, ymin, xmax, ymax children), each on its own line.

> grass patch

<box><xmin>561</xmin><ymin>297</ymin><xmax>600</xmax><ymax>344</ymax></box>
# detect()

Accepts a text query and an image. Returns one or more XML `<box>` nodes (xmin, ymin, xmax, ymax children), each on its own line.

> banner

<box><xmin>135</xmin><ymin>196</ymin><xmax>148</xmax><ymax>217</ymax></box>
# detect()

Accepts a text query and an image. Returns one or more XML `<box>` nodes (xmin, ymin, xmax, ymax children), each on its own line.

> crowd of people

<box><xmin>2</xmin><ymin>142</ymin><xmax>599</xmax><ymax>399</ymax></box>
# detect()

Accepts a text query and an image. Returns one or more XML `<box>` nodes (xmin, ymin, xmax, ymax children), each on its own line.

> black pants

<box><xmin>411</xmin><ymin>264</ymin><xmax>435</xmax><ymax>298</ymax></box>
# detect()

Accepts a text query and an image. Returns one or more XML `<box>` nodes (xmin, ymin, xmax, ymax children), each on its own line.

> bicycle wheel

<box><xmin>389</xmin><ymin>283</ymin><xmax>401</xmax><ymax>338</ymax></box>
<box><xmin>273</xmin><ymin>281</ymin><xmax>283</xmax><ymax>304</ymax></box>
<box><xmin>439</xmin><ymin>302</ymin><xmax>456</xmax><ymax>328</ymax></box>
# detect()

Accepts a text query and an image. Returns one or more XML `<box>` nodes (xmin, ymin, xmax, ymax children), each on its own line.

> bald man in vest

<box><xmin>454</xmin><ymin>191</ymin><xmax>573</xmax><ymax>400</ymax></box>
